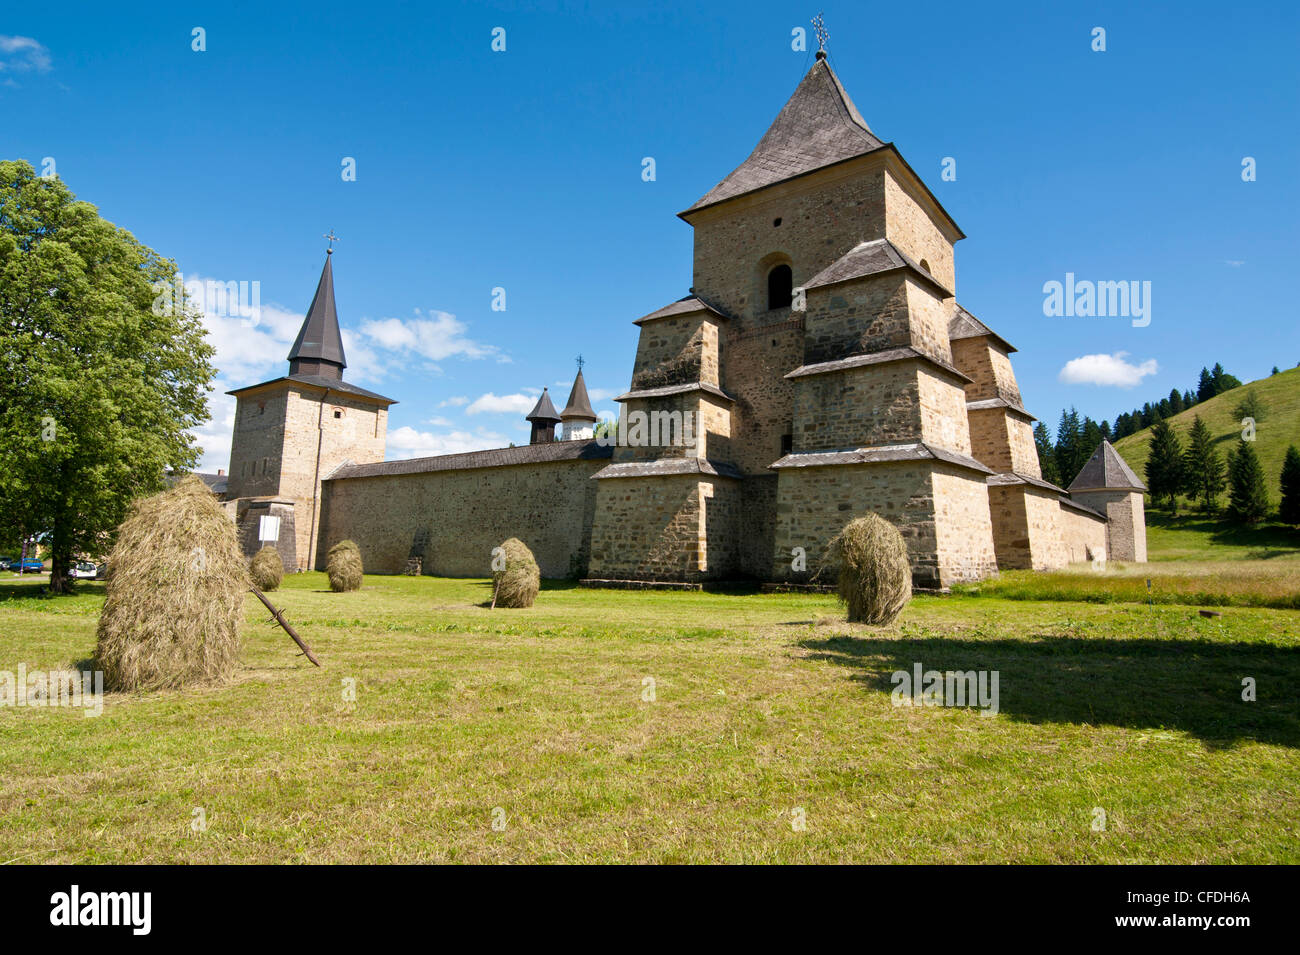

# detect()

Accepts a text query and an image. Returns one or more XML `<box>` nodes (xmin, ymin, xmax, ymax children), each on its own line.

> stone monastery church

<box><xmin>221</xmin><ymin>53</ymin><xmax>1146</xmax><ymax>589</ymax></box>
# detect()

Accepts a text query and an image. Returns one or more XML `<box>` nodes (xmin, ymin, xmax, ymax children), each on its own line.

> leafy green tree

<box><xmin>1182</xmin><ymin>415</ymin><xmax>1224</xmax><ymax>512</ymax></box>
<box><xmin>1145</xmin><ymin>417</ymin><xmax>1186</xmax><ymax>513</ymax></box>
<box><xmin>1279</xmin><ymin>445</ymin><xmax>1300</xmax><ymax>525</ymax></box>
<box><xmin>1225</xmin><ymin>439</ymin><xmax>1270</xmax><ymax>525</ymax></box>
<box><xmin>0</xmin><ymin>160</ymin><xmax>214</xmax><ymax>593</ymax></box>
<box><xmin>1230</xmin><ymin>388</ymin><xmax>1267</xmax><ymax>423</ymax></box>
<box><xmin>1168</xmin><ymin>388</ymin><xmax>1184</xmax><ymax>415</ymax></box>
<box><xmin>1034</xmin><ymin>422</ymin><xmax>1061</xmax><ymax>485</ymax></box>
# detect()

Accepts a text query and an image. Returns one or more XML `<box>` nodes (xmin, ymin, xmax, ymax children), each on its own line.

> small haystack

<box><xmin>492</xmin><ymin>537</ymin><xmax>539</xmax><ymax>609</ymax></box>
<box><xmin>326</xmin><ymin>539</ymin><xmax>363</xmax><ymax>592</ymax></box>
<box><xmin>824</xmin><ymin>513</ymin><xmax>912</xmax><ymax>625</ymax></box>
<box><xmin>249</xmin><ymin>545</ymin><xmax>284</xmax><ymax>591</ymax></box>
<box><xmin>95</xmin><ymin>475</ymin><xmax>246</xmax><ymax>690</ymax></box>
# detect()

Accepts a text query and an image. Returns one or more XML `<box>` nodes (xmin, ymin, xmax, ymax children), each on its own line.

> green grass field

<box><xmin>2</xmin><ymin>567</ymin><xmax>1297</xmax><ymax>864</ymax></box>
<box><xmin>1113</xmin><ymin>366</ymin><xmax>1300</xmax><ymax>508</ymax></box>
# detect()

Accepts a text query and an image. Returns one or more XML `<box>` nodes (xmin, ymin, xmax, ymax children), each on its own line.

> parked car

<box><xmin>67</xmin><ymin>561</ymin><xmax>98</xmax><ymax>579</ymax></box>
<box><xmin>0</xmin><ymin>556</ymin><xmax>13</xmax><ymax>570</ymax></box>
<box><xmin>95</xmin><ymin>563</ymin><xmax>108</xmax><ymax>580</ymax></box>
<box><xmin>13</xmin><ymin>558</ymin><xmax>45</xmax><ymax>572</ymax></box>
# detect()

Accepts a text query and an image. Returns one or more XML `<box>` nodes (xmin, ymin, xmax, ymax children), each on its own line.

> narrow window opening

<box><xmin>780</xmin><ymin>433</ymin><xmax>793</xmax><ymax>455</ymax></box>
<box><xmin>767</xmin><ymin>264</ymin><xmax>793</xmax><ymax>310</ymax></box>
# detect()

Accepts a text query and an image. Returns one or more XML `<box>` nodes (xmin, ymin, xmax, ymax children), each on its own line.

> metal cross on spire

<box><xmin>323</xmin><ymin>229</ymin><xmax>339</xmax><ymax>253</ymax></box>
<box><xmin>811</xmin><ymin>13</ymin><xmax>829</xmax><ymax>59</ymax></box>
<box><xmin>575</xmin><ymin>354</ymin><xmax>585</xmax><ymax>372</ymax></box>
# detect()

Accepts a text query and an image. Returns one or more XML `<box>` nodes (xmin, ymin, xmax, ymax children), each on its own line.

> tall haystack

<box><xmin>249</xmin><ymin>545</ymin><xmax>284</xmax><ymax>591</ymax></box>
<box><xmin>492</xmin><ymin>537</ymin><xmax>539</xmax><ymax>608</ymax></box>
<box><xmin>327</xmin><ymin>539</ymin><xmax>363</xmax><ymax>592</ymax></box>
<box><xmin>95</xmin><ymin>475</ymin><xmax>246</xmax><ymax>690</ymax></box>
<box><xmin>825</xmin><ymin>513</ymin><xmax>912</xmax><ymax>625</ymax></box>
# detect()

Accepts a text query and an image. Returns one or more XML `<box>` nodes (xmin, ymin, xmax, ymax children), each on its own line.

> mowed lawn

<box><xmin>1</xmin><ymin>571</ymin><xmax>1298</xmax><ymax>864</ymax></box>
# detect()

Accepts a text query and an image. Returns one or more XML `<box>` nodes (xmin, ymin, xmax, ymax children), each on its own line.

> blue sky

<box><xmin>3</xmin><ymin>1</ymin><xmax>1296</xmax><ymax>470</ymax></box>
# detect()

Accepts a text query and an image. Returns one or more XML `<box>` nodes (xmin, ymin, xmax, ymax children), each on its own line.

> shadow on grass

<box><xmin>0</xmin><ymin>580</ymin><xmax>106</xmax><ymax>601</ymax></box>
<box><xmin>799</xmin><ymin>635</ymin><xmax>1300</xmax><ymax>749</ymax></box>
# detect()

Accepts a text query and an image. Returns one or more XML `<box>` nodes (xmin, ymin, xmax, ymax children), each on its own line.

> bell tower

<box><xmin>226</xmin><ymin>239</ymin><xmax>396</xmax><ymax>570</ymax></box>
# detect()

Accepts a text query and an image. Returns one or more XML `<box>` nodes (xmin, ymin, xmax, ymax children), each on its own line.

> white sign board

<box><xmin>258</xmin><ymin>515</ymin><xmax>281</xmax><ymax>543</ymax></box>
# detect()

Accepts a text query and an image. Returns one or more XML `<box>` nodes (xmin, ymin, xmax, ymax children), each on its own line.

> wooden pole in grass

<box><xmin>249</xmin><ymin>587</ymin><xmax>322</xmax><ymax>667</ymax></box>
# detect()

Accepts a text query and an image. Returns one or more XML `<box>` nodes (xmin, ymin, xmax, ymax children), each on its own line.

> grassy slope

<box><xmin>2</xmin><ymin>573</ymin><xmax>1298</xmax><ymax>864</ymax></box>
<box><xmin>1112</xmin><ymin>366</ymin><xmax>1300</xmax><ymax>507</ymax></box>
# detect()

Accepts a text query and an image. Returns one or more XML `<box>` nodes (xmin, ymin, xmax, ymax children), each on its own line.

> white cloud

<box><xmin>467</xmin><ymin>391</ymin><xmax>541</xmax><ymax>415</ymax></box>
<box><xmin>1058</xmin><ymin>352</ymin><xmax>1158</xmax><ymax>388</ymax></box>
<box><xmin>192</xmin><ymin>385</ymin><xmax>237</xmax><ymax>473</ymax></box>
<box><xmin>386</xmin><ymin>425</ymin><xmax>509</xmax><ymax>458</ymax></box>
<box><xmin>440</xmin><ymin>396</ymin><xmax>469</xmax><ymax>407</ymax></box>
<box><xmin>359</xmin><ymin>310</ymin><xmax>500</xmax><ymax>362</ymax></box>
<box><xmin>0</xmin><ymin>35</ymin><xmax>52</xmax><ymax>73</ymax></box>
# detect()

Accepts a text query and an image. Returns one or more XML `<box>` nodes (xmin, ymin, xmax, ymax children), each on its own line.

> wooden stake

<box><xmin>249</xmin><ymin>587</ymin><xmax>322</xmax><ymax>667</ymax></box>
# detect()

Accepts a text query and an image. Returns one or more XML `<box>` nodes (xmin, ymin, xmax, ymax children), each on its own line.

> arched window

<box><xmin>767</xmin><ymin>264</ymin><xmax>793</xmax><ymax>310</ymax></box>
<box><xmin>919</xmin><ymin>258</ymin><xmax>932</xmax><ymax>275</ymax></box>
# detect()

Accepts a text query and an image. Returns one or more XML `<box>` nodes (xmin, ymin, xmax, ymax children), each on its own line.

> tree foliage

<box><xmin>1279</xmin><ymin>445</ymin><xmax>1300</xmax><ymax>526</ymax></box>
<box><xmin>1182</xmin><ymin>415</ymin><xmax>1224</xmax><ymax>512</ymax></box>
<box><xmin>1145</xmin><ymin>417</ymin><xmax>1186</xmax><ymax>513</ymax></box>
<box><xmin>1226</xmin><ymin>438</ymin><xmax>1270</xmax><ymax>525</ymax></box>
<box><xmin>0</xmin><ymin>160</ymin><xmax>214</xmax><ymax>592</ymax></box>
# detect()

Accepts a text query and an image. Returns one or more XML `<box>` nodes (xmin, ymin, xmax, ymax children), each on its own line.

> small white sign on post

<box><xmin>258</xmin><ymin>515</ymin><xmax>281</xmax><ymax>543</ymax></box>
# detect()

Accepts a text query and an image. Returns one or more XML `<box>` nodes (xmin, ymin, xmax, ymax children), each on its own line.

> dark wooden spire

<box><xmin>288</xmin><ymin>251</ymin><xmax>347</xmax><ymax>379</ymax></box>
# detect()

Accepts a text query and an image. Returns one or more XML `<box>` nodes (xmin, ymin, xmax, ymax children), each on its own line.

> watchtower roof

<box><xmin>525</xmin><ymin>388</ymin><xmax>562</xmax><ymax>423</ymax></box>
<box><xmin>1068</xmin><ymin>440</ymin><xmax>1147</xmax><ymax>492</ymax></box>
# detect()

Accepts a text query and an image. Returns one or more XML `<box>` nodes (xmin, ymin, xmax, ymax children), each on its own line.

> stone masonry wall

<box><xmin>988</xmin><ymin>484</ymin><xmax>1068</xmax><ymax>570</ymax></box>
<box><xmin>802</xmin><ymin>273</ymin><xmax>912</xmax><ymax>366</ymax></box>
<box><xmin>1059</xmin><ymin>504</ymin><xmax>1109</xmax><ymax>564</ymax></box>
<box><xmin>689</xmin><ymin>159</ymin><xmax>890</xmax><ymax>323</ymax></box>
<box><xmin>930</xmin><ymin>467</ymin><xmax>999</xmax><ymax>585</ymax></box>
<box><xmin>772</xmin><ymin>461</ymin><xmax>942</xmax><ymax>588</ymax></box>
<box><xmin>883</xmin><ymin>170</ymin><xmax>958</xmax><ymax>292</ymax></box>
<box><xmin>1071</xmin><ymin>490</ymin><xmax>1147</xmax><ymax>562</ymax></box>
<box><xmin>917</xmin><ymin>367</ymin><xmax>974</xmax><ymax>456</ymax></box>
<box><xmin>588</xmin><ymin>475</ymin><xmax>742</xmax><ymax>580</ymax></box>
<box><xmin>792</xmin><ymin>363</ymin><xmax>924</xmax><ymax>451</ymax></box>
<box><xmin>318</xmin><ymin>457</ymin><xmax>603</xmax><ymax>578</ymax></box>
<box><xmin>722</xmin><ymin>316</ymin><xmax>803</xmax><ymax>475</ymax></box>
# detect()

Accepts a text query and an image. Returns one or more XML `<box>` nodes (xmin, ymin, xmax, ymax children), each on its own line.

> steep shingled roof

<box><xmin>288</xmin><ymin>253</ymin><xmax>347</xmax><ymax>371</ymax></box>
<box><xmin>684</xmin><ymin>58</ymin><xmax>885</xmax><ymax>214</ymax></box>
<box><xmin>950</xmin><ymin>304</ymin><xmax>1017</xmax><ymax>354</ymax></box>
<box><xmin>525</xmin><ymin>388</ymin><xmax>562</xmax><ymax>422</ymax></box>
<box><xmin>634</xmin><ymin>295</ymin><xmax>732</xmax><ymax>326</ymax></box>
<box><xmin>803</xmin><ymin>237</ymin><xmax>952</xmax><ymax>297</ymax></box>
<box><xmin>1068</xmin><ymin>440</ymin><xmax>1147</xmax><ymax>492</ymax></box>
<box><xmin>560</xmin><ymin>369</ymin><xmax>597</xmax><ymax>421</ymax></box>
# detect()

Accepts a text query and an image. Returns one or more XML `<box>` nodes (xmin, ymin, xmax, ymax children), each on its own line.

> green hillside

<box><xmin>1112</xmin><ymin>366</ymin><xmax>1300</xmax><ymax>508</ymax></box>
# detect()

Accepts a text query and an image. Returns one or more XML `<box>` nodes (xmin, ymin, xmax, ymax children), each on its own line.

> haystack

<box><xmin>492</xmin><ymin>537</ymin><xmax>539</xmax><ymax>608</ymax></box>
<box><xmin>249</xmin><ymin>545</ymin><xmax>284</xmax><ymax>591</ymax></box>
<box><xmin>326</xmin><ymin>539</ymin><xmax>363</xmax><ymax>592</ymax></box>
<box><xmin>824</xmin><ymin>513</ymin><xmax>912</xmax><ymax>625</ymax></box>
<box><xmin>95</xmin><ymin>475</ymin><xmax>246</xmax><ymax>690</ymax></box>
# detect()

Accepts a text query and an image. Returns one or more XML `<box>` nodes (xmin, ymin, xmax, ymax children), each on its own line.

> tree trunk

<box><xmin>47</xmin><ymin>516</ymin><xmax>71</xmax><ymax>595</ymax></box>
